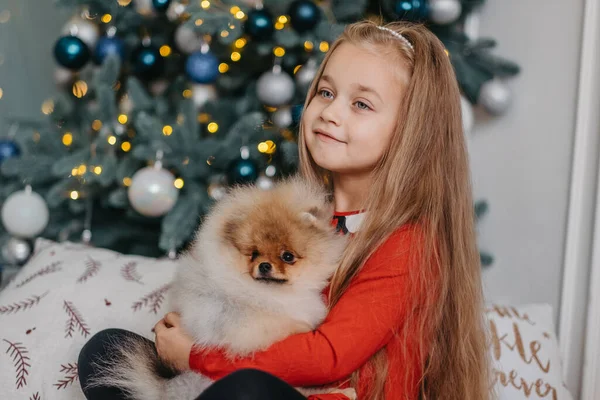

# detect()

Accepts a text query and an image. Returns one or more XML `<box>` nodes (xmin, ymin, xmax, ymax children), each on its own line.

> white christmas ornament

<box><xmin>429</xmin><ymin>0</ymin><xmax>462</xmax><ymax>25</ymax></box>
<box><xmin>461</xmin><ymin>95</ymin><xmax>474</xmax><ymax>134</ymax></box>
<box><xmin>192</xmin><ymin>83</ymin><xmax>217</xmax><ymax>108</ymax></box>
<box><xmin>61</xmin><ymin>16</ymin><xmax>100</xmax><ymax>49</ymax></box>
<box><xmin>167</xmin><ymin>1</ymin><xmax>187</xmax><ymax>21</ymax></box>
<box><xmin>128</xmin><ymin>166</ymin><xmax>179</xmax><ymax>217</ymax></box>
<box><xmin>1</xmin><ymin>188</ymin><xmax>49</xmax><ymax>238</ymax></box>
<box><xmin>257</xmin><ymin>67</ymin><xmax>295</xmax><ymax>106</ymax></box>
<box><xmin>256</xmin><ymin>175</ymin><xmax>274</xmax><ymax>190</ymax></box>
<box><xmin>479</xmin><ymin>79</ymin><xmax>512</xmax><ymax>116</ymax></box>
<box><xmin>174</xmin><ymin>24</ymin><xmax>203</xmax><ymax>54</ymax></box>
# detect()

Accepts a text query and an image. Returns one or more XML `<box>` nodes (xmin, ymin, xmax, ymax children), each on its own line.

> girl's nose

<box><xmin>319</xmin><ymin>101</ymin><xmax>343</xmax><ymax>126</ymax></box>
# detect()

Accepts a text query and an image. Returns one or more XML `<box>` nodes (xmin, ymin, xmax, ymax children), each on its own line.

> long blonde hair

<box><xmin>297</xmin><ymin>20</ymin><xmax>491</xmax><ymax>400</ymax></box>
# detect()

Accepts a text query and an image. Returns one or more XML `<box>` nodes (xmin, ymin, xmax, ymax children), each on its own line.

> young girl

<box><xmin>78</xmin><ymin>20</ymin><xmax>491</xmax><ymax>400</ymax></box>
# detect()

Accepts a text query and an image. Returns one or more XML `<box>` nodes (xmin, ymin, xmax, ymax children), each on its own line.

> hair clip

<box><xmin>376</xmin><ymin>26</ymin><xmax>414</xmax><ymax>51</ymax></box>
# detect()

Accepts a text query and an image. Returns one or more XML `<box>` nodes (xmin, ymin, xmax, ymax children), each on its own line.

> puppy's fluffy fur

<box><xmin>86</xmin><ymin>176</ymin><xmax>353</xmax><ymax>399</ymax></box>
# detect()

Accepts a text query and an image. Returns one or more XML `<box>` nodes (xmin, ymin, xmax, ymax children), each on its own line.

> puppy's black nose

<box><xmin>259</xmin><ymin>262</ymin><xmax>272</xmax><ymax>275</ymax></box>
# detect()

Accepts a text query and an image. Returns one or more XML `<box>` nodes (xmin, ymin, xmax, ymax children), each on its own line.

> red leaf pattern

<box><xmin>15</xmin><ymin>262</ymin><xmax>62</xmax><ymax>288</ymax></box>
<box><xmin>121</xmin><ymin>262</ymin><xmax>143</xmax><ymax>284</ymax></box>
<box><xmin>53</xmin><ymin>363</ymin><xmax>78</xmax><ymax>390</ymax></box>
<box><xmin>3</xmin><ymin>339</ymin><xmax>31</xmax><ymax>389</ymax></box>
<box><xmin>132</xmin><ymin>284</ymin><xmax>170</xmax><ymax>314</ymax></box>
<box><xmin>30</xmin><ymin>392</ymin><xmax>41</xmax><ymax>400</ymax></box>
<box><xmin>76</xmin><ymin>257</ymin><xmax>102</xmax><ymax>283</ymax></box>
<box><xmin>0</xmin><ymin>292</ymin><xmax>48</xmax><ymax>315</ymax></box>
<box><xmin>63</xmin><ymin>301</ymin><xmax>90</xmax><ymax>338</ymax></box>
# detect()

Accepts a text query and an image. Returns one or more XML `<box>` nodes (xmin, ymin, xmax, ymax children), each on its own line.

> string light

<box><xmin>121</xmin><ymin>141</ymin><xmax>131</xmax><ymax>152</ymax></box>
<box><xmin>174</xmin><ymin>178</ymin><xmax>184</xmax><ymax>189</ymax></box>
<box><xmin>319</xmin><ymin>41</ymin><xmax>329</xmax><ymax>52</ymax></box>
<box><xmin>195</xmin><ymin>19</ymin><xmax>203</xmax><ymax>26</ymax></box>
<box><xmin>71</xmin><ymin>167</ymin><xmax>78</xmax><ymax>176</ymax></box>
<box><xmin>118</xmin><ymin>114</ymin><xmax>128</xmax><ymax>124</ymax></box>
<box><xmin>275</xmin><ymin>21</ymin><xmax>285</xmax><ymax>30</ymax></box>
<box><xmin>77</xmin><ymin>164</ymin><xmax>87</xmax><ymax>175</ymax></box>
<box><xmin>117</xmin><ymin>0</ymin><xmax>131</xmax><ymax>6</ymax></box>
<box><xmin>0</xmin><ymin>10</ymin><xmax>11</xmax><ymax>24</ymax></box>
<box><xmin>219</xmin><ymin>63</ymin><xmax>229</xmax><ymax>73</ymax></box>
<box><xmin>207</xmin><ymin>122</ymin><xmax>219</xmax><ymax>133</ymax></box>
<box><xmin>304</xmin><ymin>41</ymin><xmax>314</xmax><ymax>51</ymax></box>
<box><xmin>123</xmin><ymin>177</ymin><xmax>132</xmax><ymax>186</ymax></box>
<box><xmin>201</xmin><ymin>1</ymin><xmax>210</xmax><ymax>9</ymax></box>
<box><xmin>235</xmin><ymin>11</ymin><xmax>245</xmax><ymax>19</ymax></box>
<box><xmin>230</xmin><ymin>6</ymin><xmax>240</xmax><ymax>14</ymax></box>
<box><xmin>162</xmin><ymin>125</ymin><xmax>173</xmax><ymax>136</ymax></box>
<box><xmin>198</xmin><ymin>113</ymin><xmax>210</xmax><ymax>123</ymax></box>
<box><xmin>183</xmin><ymin>89</ymin><xmax>192</xmax><ymax>98</ymax></box>
<box><xmin>258</xmin><ymin>140</ymin><xmax>276</xmax><ymax>154</ymax></box>
<box><xmin>231</xmin><ymin>52</ymin><xmax>241</xmax><ymax>62</ymax></box>
<box><xmin>92</xmin><ymin>120</ymin><xmax>102</xmax><ymax>131</ymax></box>
<box><xmin>221</xmin><ymin>30</ymin><xmax>229</xmax><ymax>38</ymax></box>
<box><xmin>294</xmin><ymin>65</ymin><xmax>302</xmax><ymax>74</ymax></box>
<box><xmin>73</xmin><ymin>81</ymin><xmax>88</xmax><ymax>98</ymax></box>
<box><xmin>41</xmin><ymin>99</ymin><xmax>54</xmax><ymax>115</ymax></box>
<box><xmin>273</xmin><ymin>47</ymin><xmax>285</xmax><ymax>57</ymax></box>
<box><xmin>278</xmin><ymin>16</ymin><xmax>289</xmax><ymax>24</ymax></box>
<box><xmin>70</xmin><ymin>191</ymin><xmax>79</xmax><ymax>200</ymax></box>
<box><xmin>62</xmin><ymin>132</ymin><xmax>73</xmax><ymax>146</ymax></box>
<box><xmin>101</xmin><ymin>14</ymin><xmax>112</xmax><ymax>23</ymax></box>
<box><xmin>160</xmin><ymin>45</ymin><xmax>172</xmax><ymax>57</ymax></box>
<box><xmin>107</xmin><ymin>135</ymin><xmax>117</xmax><ymax>145</ymax></box>
<box><xmin>234</xmin><ymin>38</ymin><xmax>246</xmax><ymax>49</ymax></box>
<box><xmin>93</xmin><ymin>166</ymin><xmax>102</xmax><ymax>175</ymax></box>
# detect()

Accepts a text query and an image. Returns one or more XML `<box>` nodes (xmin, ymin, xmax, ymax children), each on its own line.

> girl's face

<box><xmin>302</xmin><ymin>42</ymin><xmax>408</xmax><ymax>177</ymax></box>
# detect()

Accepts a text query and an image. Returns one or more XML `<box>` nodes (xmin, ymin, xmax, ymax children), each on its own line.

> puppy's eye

<box><xmin>281</xmin><ymin>251</ymin><xmax>295</xmax><ymax>264</ymax></box>
<box><xmin>251</xmin><ymin>250</ymin><xmax>259</xmax><ymax>261</ymax></box>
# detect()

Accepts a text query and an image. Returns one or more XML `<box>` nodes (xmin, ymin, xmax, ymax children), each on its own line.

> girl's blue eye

<box><xmin>318</xmin><ymin>89</ymin><xmax>333</xmax><ymax>99</ymax></box>
<box><xmin>356</xmin><ymin>101</ymin><xmax>370</xmax><ymax>110</ymax></box>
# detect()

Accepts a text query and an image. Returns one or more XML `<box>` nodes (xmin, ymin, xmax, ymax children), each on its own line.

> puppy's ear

<box><xmin>300</xmin><ymin>207</ymin><xmax>320</xmax><ymax>225</ymax></box>
<box><xmin>222</xmin><ymin>217</ymin><xmax>243</xmax><ymax>251</ymax></box>
<box><xmin>300</xmin><ymin>205</ymin><xmax>332</xmax><ymax>228</ymax></box>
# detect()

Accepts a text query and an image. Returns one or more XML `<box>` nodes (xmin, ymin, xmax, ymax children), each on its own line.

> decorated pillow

<box><xmin>486</xmin><ymin>303</ymin><xmax>573</xmax><ymax>400</ymax></box>
<box><xmin>0</xmin><ymin>239</ymin><xmax>573</xmax><ymax>399</ymax></box>
<box><xmin>0</xmin><ymin>238</ymin><xmax>177</xmax><ymax>400</ymax></box>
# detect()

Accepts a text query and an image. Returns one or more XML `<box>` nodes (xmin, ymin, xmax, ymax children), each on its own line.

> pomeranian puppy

<box><xmin>87</xmin><ymin>175</ymin><xmax>355</xmax><ymax>399</ymax></box>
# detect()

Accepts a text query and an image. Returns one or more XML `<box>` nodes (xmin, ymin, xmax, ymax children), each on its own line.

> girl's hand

<box><xmin>153</xmin><ymin>312</ymin><xmax>194</xmax><ymax>372</ymax></box>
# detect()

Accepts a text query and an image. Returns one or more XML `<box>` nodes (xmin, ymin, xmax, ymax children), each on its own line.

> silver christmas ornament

<box><xmin>128</xmin><ymin>166</ymin><xmax>179</xmax><ymax>217</ymax></box>
<box><xmin>479</xmin><ymin>80</ymin><xmax>512</xmax><ymax>116</ymax></box>
<box><xmin>2</xmin><ymin>237</ymin><xmax>31</xmax><ymax>265</ymax></box>
<box><xmin>429</xmin><ymin>0</ymin><xmax>462</xmax><ymax>25</ymax></box>
<box><xmin>256</xmin><ymin>66</ymin><xmax>295</xmax><ymax>106</ymax></box>
<box><xmin>295</xmin><ymin>59</ymin><xmax>318</xmax><ymax>93</ymax></box>
<box><xmin>192</xmin><ymin>84</ymin><xmax>217</xmax><ymax>108</ymax></box>
<box><xmin>61</xmin><ymin>16</ymin><xmax>100</xmax><ymax>49</ymax></box>
<box><xmin>461</xmin><ymin>95</ymin><xmax>474</xmax><ymax>134</ymax></box>
<box><xmin>174</xmin><ymin>24</ymin><xmax>203</xmax><ymax>54</ymax></box>
<box><xmin>272</xmin><ymin>107</ymin><xmax>293</xmax><ymax>128</ymax></box>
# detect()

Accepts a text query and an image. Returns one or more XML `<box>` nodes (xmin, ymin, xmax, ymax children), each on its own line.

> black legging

<box><xmin>78</xmin><ymin>328</ymin><xmax>306</xmax><ymax>400</ymax></box>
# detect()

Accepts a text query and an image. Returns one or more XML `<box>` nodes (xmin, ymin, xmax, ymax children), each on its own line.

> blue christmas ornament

<box><xmin>0</xmin><ymin>139</ymin><xmax>20</xmax><ymax>164</ymax></box>
<box><xmin>133</xmin><ymin>45</ymin><xmax>164</xmax><ymax>80</ymax></box>
<box><xmin>245</xmin><ymin>9</ymin><xmax>274</xmax><ymax>41</ymax></box>
<box><xmin>53</xmin><ymin>35</ymin><xmax>91</xmax><ymax>71</ymax></box>
<box><xmin>395</xmin><ymin>0</ymin><xmax>429</xmax><ymax>21</ymax></box>
<box><xmin>227</xmin><ymin>158</ymin><xmax>259</xmax><ymax>185</ymax></box>
<box><xmin>185</xmin><ymin>51</ymin><xmax>220</xmax><ymax>84</ymax></box>
<box><xmin>288</xmin><ymin>0</ymin><xmax>321</xmax><ymax>33</ymax></box>
<box><xmin>94</xmin><ymin>36</ymin><xmax>125</xmax><ymax>64</ymax></box>
<box><xmin>291</xmin><ymin>104</ymin><xmax>304</xmax><ymax>124</ymax></box>
<box><xmin>152</xmin><ymin>0</ymin><xmax>171</xmax><ymax>12</ymax></box>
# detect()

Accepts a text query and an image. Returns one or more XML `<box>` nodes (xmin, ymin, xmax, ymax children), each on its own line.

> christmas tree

<box><xmin>0</xmin><ymin>0</ymin><xmax>519</xmax><ymax>264</ymax></box>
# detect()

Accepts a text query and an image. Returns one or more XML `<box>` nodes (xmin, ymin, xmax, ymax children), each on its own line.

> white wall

<box><xmin>470</xmin><ymin>0</ymin><xmax>584</xmax><ymax>321</ymax></box>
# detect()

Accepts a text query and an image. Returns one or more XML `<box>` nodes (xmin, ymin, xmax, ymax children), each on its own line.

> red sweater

<box><xmin>189</xmin><ymin>221</ymin><xmax>427</xmax><ymax>400</ymax></box>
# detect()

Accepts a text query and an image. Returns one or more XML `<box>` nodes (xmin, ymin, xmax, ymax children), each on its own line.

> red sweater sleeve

<box><xmin>189</xmin><ymin>225</ymin><xmax>424</xmax><ymax>388</ymax></box>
